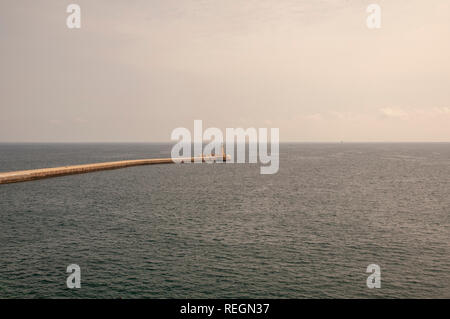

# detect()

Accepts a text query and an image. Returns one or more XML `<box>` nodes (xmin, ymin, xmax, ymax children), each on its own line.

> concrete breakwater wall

<box><xmin>0</xmin><ymin>154</ymin><xmax>229</xmax><ymax>185</ymax></box>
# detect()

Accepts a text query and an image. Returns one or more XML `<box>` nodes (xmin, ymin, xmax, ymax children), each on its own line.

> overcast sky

<box><xmin>1</xmin><ymin>0</ymin><xmax>449</xmax><ymax>142</ymax></box>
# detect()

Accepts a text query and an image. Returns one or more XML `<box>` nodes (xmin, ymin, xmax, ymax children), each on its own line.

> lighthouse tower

<box><xmin>221</xmin><ymin>144</ymin><xmax>226</xmax><ymax>162</ymax></box>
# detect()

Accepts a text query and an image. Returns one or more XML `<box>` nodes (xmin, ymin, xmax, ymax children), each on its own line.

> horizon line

<box><xmin>1</xmin><ymin>141</ymin><xmax>450</xmax><ymax>144</ymax></box>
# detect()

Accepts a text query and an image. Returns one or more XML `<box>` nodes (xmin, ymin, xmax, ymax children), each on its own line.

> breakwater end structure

<box><xmin>0</xmin><ymin>154</ymin><xmax>230</xmax><ymax>185</ymax></box>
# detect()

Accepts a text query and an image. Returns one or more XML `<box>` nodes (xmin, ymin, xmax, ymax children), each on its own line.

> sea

<box><xmin>0</xmin><ymin>143</ymin><xmax>449</xmax><ymax>298</ymax></box>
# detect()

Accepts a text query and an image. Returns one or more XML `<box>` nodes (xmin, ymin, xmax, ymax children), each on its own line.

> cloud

<box><xmin>432</xmin><ymin>107</ymin><xmax>450</xmax><ymax>115</ymax></box>
<box><xmin>379</xmin><ymin>107</ymin><xmax>450</xmax><ymax>120</ymax></box>
<box><xmin>379</xmin><ymin>107</ymin><xmax>408</xmax><ymax>119</ymax></box>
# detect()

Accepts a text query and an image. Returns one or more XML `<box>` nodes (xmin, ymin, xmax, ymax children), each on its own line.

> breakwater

<box><xmin>0</xmin><ymin>154</ymin><xmax>229</xmax><ymax>184</ymax></box>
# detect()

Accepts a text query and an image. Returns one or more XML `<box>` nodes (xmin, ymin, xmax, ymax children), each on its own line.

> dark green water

<box><xmin>0</xmin><ymin>143</ymin><xmax>449</xmax><ymax>298</ymax></box>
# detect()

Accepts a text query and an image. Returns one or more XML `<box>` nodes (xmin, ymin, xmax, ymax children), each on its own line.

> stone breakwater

<box><xmin>0</xmin><ymin>154</ymin><xmax>229</xmax><ymax>184</ymax></box>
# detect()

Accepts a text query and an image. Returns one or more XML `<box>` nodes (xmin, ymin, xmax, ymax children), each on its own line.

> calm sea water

<box><xmin>0</xmin><ymin>143</ymin><xmax>449</xmax><ymax>298</ymax></box>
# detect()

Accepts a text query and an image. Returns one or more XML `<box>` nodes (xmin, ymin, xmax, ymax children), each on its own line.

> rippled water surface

<box><xmin>0</xmin><ymin>143</ymin><xmax>449</xmax><ymax>298</ymax></box>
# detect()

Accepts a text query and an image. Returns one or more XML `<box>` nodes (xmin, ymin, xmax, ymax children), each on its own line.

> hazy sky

<box><xmin>1</xmin><ymin>0</ymin><xmax>449</xmax><ymax>142</ymax></box>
